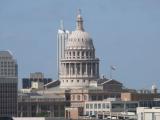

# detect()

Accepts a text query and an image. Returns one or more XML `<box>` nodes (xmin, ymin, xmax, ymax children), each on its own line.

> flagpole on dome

<box><xmin>110</xmin><ymin>65</ymin><xmax>116</xmax><ymax>80</ymax></box>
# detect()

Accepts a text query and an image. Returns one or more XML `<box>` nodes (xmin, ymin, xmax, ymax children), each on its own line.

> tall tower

<box><xmin>60</xmin><ymin>11</ymin><xmax>99</xmax><ymax>89</ymax></box>
<box><xmin>57</xmin><ymin>20</ymin><xmax>70</xmax><ymax>79</ymax></box>
<box><xmin>0</xmin><ymin>51</ymin><xmax>18</xmax><ymax>116</ymax></box>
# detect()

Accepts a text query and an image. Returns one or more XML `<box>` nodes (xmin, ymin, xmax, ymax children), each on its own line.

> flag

<box><xmin>110</xmin><ymin>65</ymin><xmax>116</xmax><ymax>71</ymax></box>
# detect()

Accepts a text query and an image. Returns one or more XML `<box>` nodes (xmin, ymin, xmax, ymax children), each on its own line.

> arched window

<box><xmin>90</xmin><ymin>52</ymin><xmax>92</xmax><ymax>57</ymax></box>
<box><xmin>77</xmin><ymin>51</ymin><xmax>80</xmax><ymax>56</ymax></box>
<box><xmin>73</xmin><ymin>52</ymin><xmax>75</xmax><ymax>56</ymax></box>
<box><xmin>82</xmin><ymin>51</ymin><xmax>84</xmax><ymax>56</ymax></box>
<box><xmin>86</xmin><ymin>51</ymin><xmax>88</xmax><ymax>56</ymax></box>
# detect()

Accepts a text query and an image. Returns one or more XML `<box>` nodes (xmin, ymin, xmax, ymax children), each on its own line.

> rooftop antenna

<box><xmin>60</xmin><ymin>20</ymin><xmax>64</xmax><ymax>30</ymax></box>
<box><xmin>76</xmin><ymin>8</ymin><xmax>84</xmax><ymax>31</ymax></box>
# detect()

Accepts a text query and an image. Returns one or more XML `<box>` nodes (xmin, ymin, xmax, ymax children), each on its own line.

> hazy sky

<box><xmin>0</xmin><ymin>0</ymin><xmax>160</xmax><ymax>89</ymax></box>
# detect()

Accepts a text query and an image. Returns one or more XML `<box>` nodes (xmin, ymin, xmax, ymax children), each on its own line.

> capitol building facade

<box><xmin>18</xmin><ymin>10</ymin><xmax>125</xmax><ymax>118</ymax></box>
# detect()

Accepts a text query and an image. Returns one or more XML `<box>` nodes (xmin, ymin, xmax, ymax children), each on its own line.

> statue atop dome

<box><xmin>76</xmin><ymin>9</ymin><xmax>84</xmax><ymax>31</ymax></box>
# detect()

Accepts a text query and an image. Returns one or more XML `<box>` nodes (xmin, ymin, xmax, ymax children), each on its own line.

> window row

<box><xmin>69</xmin><ymin>38</ymin><xmax>92</xmax><ymax>42</ymax></box>
<box><xmin>72</xmin><ymin>94</ymin><xmax>88</xmax><ymax>101</ymax></box>
<box><xmin>86</xmin><ymin>103</ymin><xmax>110</xmax><ymax>109</ymax></box>
<box><xmin>65</xmin><ymin>50</ymin><xmax>95</xmax><ymax>58</ymax></box>
<box><xmin>62</xmin><ymin>79</ymin><xmax>87</xmax><ymax>83</ymax></box>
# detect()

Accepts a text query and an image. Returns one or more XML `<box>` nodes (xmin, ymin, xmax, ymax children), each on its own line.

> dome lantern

<box><xmin>76</xmin><ymin>9</ymin><xmax>84</xmax><ymax>31</ymax></box>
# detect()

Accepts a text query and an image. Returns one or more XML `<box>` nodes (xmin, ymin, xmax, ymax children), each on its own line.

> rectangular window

<box><xmin>106</xmin><ymin>103</ymin><xmax>110</xmax><ymax>108</ymax></box>
<box><xmin>112</xmin><ymin>103</ymin><xmax>124</xmax><ymax>109</ymax></box>
<box><xmin>94</xmin><ymin>104</ymin><xmax>97</xmax><ymax>109</ymax></box>
<box><xmin>98</xmin><ymin>104</ymin><xmax>101</xmax><ymax>109</ymax></box>
<box><xmin>91</xmin><ymin>96</ymin><xmax>96</xmax><ymax>100</ymax></box>
<box><xmin>86</xmin><ymin>104</ymin><xmax>89</xmax><ymax>109</ymax></box>
<box><xmin>90</xmin><ymin>104</ymin><xmax>93</xmax><ymax>109</ymax></box>
<box><xmin>102</xmin><ymin>103</ymin><xmax>105</xmax><ymax>109</ymax></box>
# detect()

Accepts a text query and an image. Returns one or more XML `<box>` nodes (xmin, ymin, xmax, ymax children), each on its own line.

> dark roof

<box><xmin>44</xmin><ymin>80</ymin><xmax>60</xmax><ymax>88</ymax></box>
<box><xmin>97</xmin><ymin>78</ymin><xmax>109</xmax><ymax>84</ymax></box>
<box><xmin>97</xmin><ymin>78</ymin><xmax>122</xmax><ymax>85</ymax></box>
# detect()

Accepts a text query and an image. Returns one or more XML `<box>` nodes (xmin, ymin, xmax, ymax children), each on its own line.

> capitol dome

<box><xmin>66</xmin><ymin>11</ymin><xmax>94</xmax><ymax>50</ymax></box>
<box><xmin>66</xmin><ymin>31</ymin><xmax>94</xmax><ymax>49</ymax></box>
<box><xmin>60</xmin><ymin>10</ymin><xmax>99</xmax><ymax>89</ymax></box>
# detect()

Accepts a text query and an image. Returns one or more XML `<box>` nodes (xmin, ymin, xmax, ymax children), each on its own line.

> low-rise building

<box><xmin>137</xmin><ymin>107</ymin><xmax>160</xmax><ymax>120</ymax></box>
<box><xmin>22</xmin><ymin>72</ymin><xmax>52</xmax><ymax>89</ymax></box>
<box><xmin>84</xmin><ymin>99</ymin><xmax>139</xmax><ymax>117</ymax></box>
<box><xmin>18</xmin><ymin>92</ymin><xmax>67</xmax><ymax>117</ymax></box>
<box><xmin>121</xmin><ymin>92</ymin><xmax>160</xmax><ymax>101</ymax></box>
<box><xmin>139</xmin><ymin>99</ymin><xmax>160</xmax><ymax>108</ymax></box>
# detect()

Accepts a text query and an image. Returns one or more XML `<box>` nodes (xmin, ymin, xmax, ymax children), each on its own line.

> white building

<box><xmin>84</xmin><ymin>99</ymin><xmax>139</xmax><ymax>117</ymax></box>
<box><xmin>30</xmin><ymin>72</ymin><xmax>44</xmax><ymax>89</ymax></box>
<box><xmin>137</xmin><ymin>107</ymin><xmax>160</xmax><ymax>120</ymax></box>
<box><xmin>60</xmin><ymin>10</ymin><xmax>99</xmax><ymax>89</ymax></box>
<box><xmin>57</xmin><ymin>20</ymin><xmax>70</xmax><ymax>79</ymax></box>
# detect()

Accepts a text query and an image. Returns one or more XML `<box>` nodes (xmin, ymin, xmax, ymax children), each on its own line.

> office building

<box><xmin>57</xmin><ymin>20</ymin><xmax>70</xmax><ymax>79</ymax></box>
<box><xmin>0</xmin><ymin>51</ymin><xmax>18</xmax><ymax>116</ymax></box>
<box><xmin>22</xmin><ymin>72</ymin><xmax>52</xmax><ymax>89</ymax></box>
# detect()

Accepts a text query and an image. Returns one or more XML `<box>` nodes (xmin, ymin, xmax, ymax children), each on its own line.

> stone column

<box><xmin>64</xmin><ymin>63</ymin><xmax>66</xmax><ymax>75</ymax></box>
<box><xmin>91</xmin><ymin>62</ymin><xmax>93</xmax><ymax>76</ymax></box>
<box><xmin>61</xmin><ymin>63</ymin><xmax>63</xmax><ymax>75</ymax></box>
<box><xmin>62</xmin><ymin>63</ymin><xmax>65</xmax><ymax>75</ymax></box>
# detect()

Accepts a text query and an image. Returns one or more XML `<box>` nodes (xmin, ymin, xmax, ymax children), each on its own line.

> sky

<box><xmin>0</xmin><ymin>0</ymin><xmax>160</xmax><ymax>89</ymax></box>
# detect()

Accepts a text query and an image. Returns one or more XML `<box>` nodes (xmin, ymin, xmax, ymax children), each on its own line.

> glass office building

<box><xmin>0</xmin><ymin>51</ymin><xmax>18</xmax><ymax>116</ymax></box>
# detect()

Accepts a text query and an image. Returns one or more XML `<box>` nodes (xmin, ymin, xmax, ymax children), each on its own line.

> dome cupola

<box><xmin>76</xmin><ymin>9</ymin><xmax>84</xmax><ymax>31</ymax></box>
<box><xmin>66</xmin><ymin>9</ymin><xmax>94</xmax><ymax>50</ymax></box>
